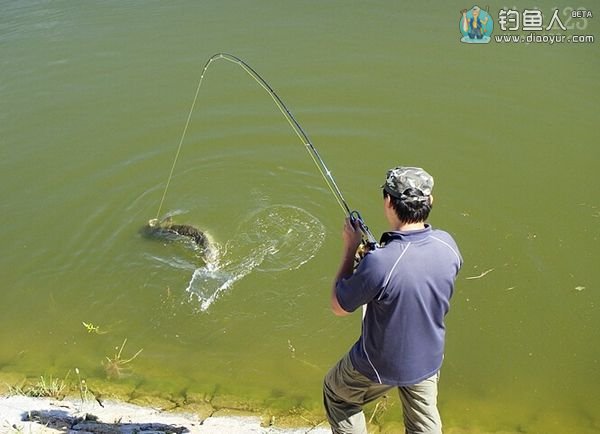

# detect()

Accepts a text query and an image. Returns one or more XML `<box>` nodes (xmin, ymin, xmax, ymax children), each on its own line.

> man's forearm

<box><xmin>330</xmin><ymin>218</ymin><xmax>362</xmax><ymax>316</ymax></box>
<box><xmin>330</xmin><ymin>250</ymin><xmax>355</xmax><ymax>316</ymax></box>
<box><xmin>334</xmin><ymin>250</ymin><xmax>356</xmax><ymax>284</ymax></box>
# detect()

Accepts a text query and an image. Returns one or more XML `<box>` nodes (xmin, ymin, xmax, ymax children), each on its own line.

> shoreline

<box><xmin>0</xmin><ymin>394</ymin><xmax>331</xmax><ymax>434</ymax></box>
<box><xmin>0</xmin><ymin>369</ymin><xmax>333</xmax><ymax>433</ymax></box>
<box><xmin>0</xmin><ymin>373</ymin><xmax>552</xmax><ymax>433</ymax></box>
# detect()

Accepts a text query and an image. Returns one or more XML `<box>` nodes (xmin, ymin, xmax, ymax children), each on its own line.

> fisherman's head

<box><xmin>382</xmin><ymin>166</ymin><xmax>434</xmax><ymax>224</ymax></box>
<box><xmin>472</xmin><ymin>5</ymin><xmax>481</xmax><ymax>18</ymax></box>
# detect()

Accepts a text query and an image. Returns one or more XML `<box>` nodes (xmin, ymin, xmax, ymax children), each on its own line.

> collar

<box><xmin>379</xmin><ymin>224</ymin><xmax>432</xmax><ymax>246</ymax></box>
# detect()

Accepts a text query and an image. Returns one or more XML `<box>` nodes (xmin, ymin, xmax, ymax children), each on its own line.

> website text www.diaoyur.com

<box><xmin>494</xmin><ymin>33</ymin><xmax>595</xmax><ymax>44</ymax></box>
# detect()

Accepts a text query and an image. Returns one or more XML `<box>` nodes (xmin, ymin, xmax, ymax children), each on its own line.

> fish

<box><xmin>143</xmin><ymin>216</ymin><xmax>215</xmax><ymax>261</ymax></box>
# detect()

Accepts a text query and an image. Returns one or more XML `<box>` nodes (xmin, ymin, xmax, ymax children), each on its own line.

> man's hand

<box><xmin>342</xmin><ymin>217</ymin><xmax>363</xmax><ymax>256</ymax></box>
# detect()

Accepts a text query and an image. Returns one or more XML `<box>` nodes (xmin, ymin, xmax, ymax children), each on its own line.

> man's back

<box><xmin>336</xmin><ymin>225</ymin><xmax>462</xmax><ymax>386</ymax></box>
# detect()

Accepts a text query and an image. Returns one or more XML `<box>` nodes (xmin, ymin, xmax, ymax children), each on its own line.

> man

<box><xmin>461</xmin><ymin>6</ymin><xmax>490</xmax><ymax>40</ymax></box>
<box><xmin>323</xmin><ymin>166</ymin><xmax>462</xmax><ymax>434</ymax></box>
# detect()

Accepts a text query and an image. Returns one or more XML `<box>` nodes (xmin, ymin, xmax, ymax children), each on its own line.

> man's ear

<box><xmin>429</xmin><ymin>195</ymin><xmax>434</xmax><ymax>206</ymax></box>
<box><xmin>384</xmin><ymin>194</ymin><xmax>393</xmax><ymax>208</ymax></box>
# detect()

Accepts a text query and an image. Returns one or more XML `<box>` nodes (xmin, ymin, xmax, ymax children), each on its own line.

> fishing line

<box><xmin>155</xmin><ymin>53</ymin><xmax>377</xmax><ymax>247</ymax></box>
<box><xmin>155</xmin><ymin>53</ymin><xmax>346</xmax><ymax>218</ymax></box>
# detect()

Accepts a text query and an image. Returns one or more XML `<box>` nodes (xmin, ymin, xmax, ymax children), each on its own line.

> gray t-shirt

<box><xmin>336</xmin><ymin>225</ymin><xmax>462</xmax><ymax>386</ymax></box>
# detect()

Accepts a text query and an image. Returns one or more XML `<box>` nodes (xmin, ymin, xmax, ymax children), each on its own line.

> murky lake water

<box><xmin>1</xmin><ymin>1</ymin><xmax>598</xmax><ymax>432</ymax></box>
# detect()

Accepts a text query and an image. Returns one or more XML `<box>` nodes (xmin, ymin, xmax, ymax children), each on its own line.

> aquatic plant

<box><xmin>103</xmin><ymin>338</ymin><xmax>143</xmax><ymax>380</ymax></box>
<box><xmin>82</xmin><ymin>321</ymin><xmax>107</xmax><ymax>334</ymax></box>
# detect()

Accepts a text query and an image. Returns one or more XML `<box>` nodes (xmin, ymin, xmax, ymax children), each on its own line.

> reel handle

<box><xmin>349</xmin><ymin>210</ymin><xmax>378</xmax><ymax>263</ymax></box>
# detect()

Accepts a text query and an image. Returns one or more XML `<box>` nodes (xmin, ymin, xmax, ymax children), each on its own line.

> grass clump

<box><xmin>8</xmin><ymin>373</ymin><xmax>69</xmax><ymax>399</ymax></box>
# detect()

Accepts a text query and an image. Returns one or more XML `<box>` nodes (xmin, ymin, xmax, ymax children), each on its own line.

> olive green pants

<box><xmin>323</xmin><ymin>352</ymin><xmax>442</xmax><ymax>434</ymax></box>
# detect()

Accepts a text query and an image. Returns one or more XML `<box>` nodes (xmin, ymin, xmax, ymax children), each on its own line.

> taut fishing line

<box><xmin>155</xmin><ymin>52</ymin><xmax>377</xmax><ymax>251</ymax></box>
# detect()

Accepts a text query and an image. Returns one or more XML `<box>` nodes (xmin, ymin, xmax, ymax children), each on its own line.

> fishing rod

<box><xmin>156</xmin><ymin>52</ymin><xmax>378</xmax><ymax>255</ymax></box>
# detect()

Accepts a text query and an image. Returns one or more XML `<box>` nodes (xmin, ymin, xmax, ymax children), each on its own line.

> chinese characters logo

<box><xmin>498</xmin><ymin>8</ymin><xmax>567</xmax><ymax>31</ymax></box>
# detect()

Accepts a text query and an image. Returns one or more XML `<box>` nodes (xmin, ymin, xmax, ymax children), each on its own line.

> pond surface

<box><xmin>1</xmin><ymin>1</ymin><xmax>598</xmax><ymax>432</ymax></box>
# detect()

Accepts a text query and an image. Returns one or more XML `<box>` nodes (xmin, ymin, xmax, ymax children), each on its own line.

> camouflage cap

<box><xmin>382</xmin><ymin>166</ymin><xmax>434</xmax><ymax>203</ymax></box>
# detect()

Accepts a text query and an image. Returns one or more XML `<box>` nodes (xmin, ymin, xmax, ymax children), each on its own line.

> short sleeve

<box><xmin>335</xmin><ymin>254</ymin><xmax>385</xmax><ymax>312</ymax></box>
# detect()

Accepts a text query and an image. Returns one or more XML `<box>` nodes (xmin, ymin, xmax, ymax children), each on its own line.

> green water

<box><xmin>1</xmin><ymin>1</ymin><xmax>598</xmax><ymax>432</ymax></box>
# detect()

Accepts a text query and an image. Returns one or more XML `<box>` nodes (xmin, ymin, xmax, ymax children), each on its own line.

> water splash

<box><xmin>234</xmin><ymin>204</ymin><xmax>326</xmax><ymax>272</ymax></box>
<box><xmin>184</xmin><ymin>205</ymin><xmax>325</xmax><ymax>311</ymax></box>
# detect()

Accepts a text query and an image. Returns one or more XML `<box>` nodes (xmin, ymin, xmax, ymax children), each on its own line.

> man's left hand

<box><xmin>342</xmin><ymin>218</ymin><xmax>363</xmax><ymax>255</ymax></box>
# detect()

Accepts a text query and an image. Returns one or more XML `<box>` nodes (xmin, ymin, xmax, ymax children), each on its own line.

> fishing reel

<box><xmin>349</xmin><ymin>210</ymin><xmax>378</xmax><ymax>264</ymax></box>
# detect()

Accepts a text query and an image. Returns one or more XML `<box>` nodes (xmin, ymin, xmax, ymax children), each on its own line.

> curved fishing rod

<box><xmin>156</xmin><ymin>52</ymin><xmax>378</xmax><ymax>251</ymax></box>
